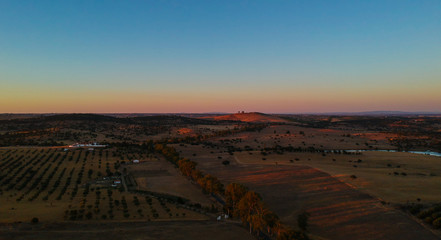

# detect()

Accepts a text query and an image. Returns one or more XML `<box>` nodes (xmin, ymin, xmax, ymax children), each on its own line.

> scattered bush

<box><xmin>31</xmin><ymin>217</ymin><xmax>39</xmax><ymax>224</ymax></box>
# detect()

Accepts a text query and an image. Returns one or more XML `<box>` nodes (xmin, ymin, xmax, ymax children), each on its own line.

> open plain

<box><xmin>1</xmin><ymin>113</ymin><xmax>441</xmax><ymax>239</ymax></box>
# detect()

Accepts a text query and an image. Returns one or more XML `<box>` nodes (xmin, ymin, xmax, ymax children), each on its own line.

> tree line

<box><xmin>154</xmin><ymin>143</ymin><xmax>308</xmax><ymax>240</ymax></box>
<box><xmin>154</xmin><ymin>144</ymin><xmax>224</xmax><ymax>195</ymax></box>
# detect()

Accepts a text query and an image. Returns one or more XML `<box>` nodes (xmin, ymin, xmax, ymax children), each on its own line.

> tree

<box><xmin>225</xmin><ymin>183</ymin><xmax>248</xmax><ymax>216</ymax></box>
<box><xmin>433</xmin><ymin>217</ymin><xmax>441</xmax><ymax>228</ymax></box>
<box><xmin>263</xmin><ymin>211</ymin><xmax>280</xmax><ymax>237</ymax></box>
<box><xmin>278</xmin><ymin>229</ymin><xmax>309</xmax><ymax>240</ymax></box>
<box><xmin>199</xmin><ymin>174</ymin><xmax>224</xmax><ymax>194</ymax></box>
<box><xmin>31</xmin><ymin>217</ymin><xmax>39</xmax><ymax>224</ymax></box>
<box><xmin>191</xmin><ymin>169</ymin><xmax>203</xmax><ymax>181</ymax></box>
<box><xmin>237</xmin><ymin>191</ymin><xmax>264</xmax><ymax>233</ymax></box>
<box><xmin>178</xmin><ymin>158</ymin><xmax>196</xmax><ymax>177</ymax></box>
<box><xmin>297</xmin><ymin>211</ymin><xmax>310</xmax><ymax>231</ymax></box>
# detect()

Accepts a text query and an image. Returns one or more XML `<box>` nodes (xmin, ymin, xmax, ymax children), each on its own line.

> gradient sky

<box><xmin>1</xmin><ymin>0</ymin><xmax>441</xmax><ymax>113</ymax></box>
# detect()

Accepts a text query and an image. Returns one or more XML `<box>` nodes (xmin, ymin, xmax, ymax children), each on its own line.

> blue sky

<box><xmin>1</xmin><ymin>1</ymin><xmax>440</xmax><ymax>113</ymax></box>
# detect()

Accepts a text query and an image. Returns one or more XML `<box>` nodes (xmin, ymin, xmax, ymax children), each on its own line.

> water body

<box><xmin>343</xmin><ymin>149</ymin><xmax>441</xmax><ymax>157</ymax></box>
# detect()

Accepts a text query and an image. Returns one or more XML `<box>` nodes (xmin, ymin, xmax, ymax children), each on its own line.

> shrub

<box><xmin>433</xmin><ymin>217</ymin><xmax>441</xmax><ymax>228</ymax></box>
<box><xmin>31</xmin><ymin>217</ymin><xmax>39</xmax><ymax>224</ymax></box>
<box><xmin>298</xmin><ymin>212</ymin><xmax>310</xmax><ymax>231</ymax></box>
<box><xmin>418</xmin><ymin>205</ymin><xmax>441</xmax><ymax>219</ymax></box>
<box><xmin>425</xmin><ymin>217</ymin><xmax>433</xmax><ymax>224</ymax></box>
<box><xmin>409</xmin><ymin>204</ymin><xmax>423</xmax><ymax>215</ymax></box>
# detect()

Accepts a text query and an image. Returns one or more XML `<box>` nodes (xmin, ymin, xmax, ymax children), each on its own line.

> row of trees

<box><xmin>154</xmin><ymin>143</ymin><xmax>307</xmax><ymax>240</ymax></box>
<box><xmin>225</xmin><ymin>183</ymin><xmax>308</xmax><ymax>240</ymax></box>
<box><xmin>154</xmin><ymin>144</ymin><xmax>224</xmax><ymax>195</ymax></box>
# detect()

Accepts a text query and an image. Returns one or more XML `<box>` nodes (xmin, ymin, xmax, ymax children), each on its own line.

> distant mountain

<box><xmin>202</xmin><ymin>112</ymin><xmax>289</xmax><ymax>123</ymax></box>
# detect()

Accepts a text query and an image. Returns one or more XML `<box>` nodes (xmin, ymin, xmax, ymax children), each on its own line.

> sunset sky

<box><xmin>1</xmin><ymin>1</ymin><xmax>441</xmax><ymax>113</ymax></box>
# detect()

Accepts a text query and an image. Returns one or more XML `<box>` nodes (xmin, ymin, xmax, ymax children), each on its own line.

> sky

<box><xmin>1</xmin><ymin>0</ymin><xmax>440</xmax><ymax>113</ymax></box>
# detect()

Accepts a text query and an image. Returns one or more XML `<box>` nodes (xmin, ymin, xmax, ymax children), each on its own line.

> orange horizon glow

<box><xmin>2</xmin><ymin>83</ymin><xmax>440</xmax><ymax>113</ymax></box>
<box><xmin>2</xmin><ymin>2</ymin><xmax>441</xmax><ymax>114</ymax></box>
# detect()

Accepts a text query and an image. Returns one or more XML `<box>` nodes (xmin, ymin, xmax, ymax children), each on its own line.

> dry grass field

<box><xmin>211</xmin><ymin>125</ymin><xmax>396</xmax><ymax>151</ymax></box>
<box><xmin>124</xmin><ymin>156</ymin><xmax>212</xmax><ymax>206</ymax></box>
<box><xmin>0</xmin><ymin>220</ymin><xmax>254</xmax><ymax>240</ymax></box>
<box><xmin>173</xmin><ymin>126</ymin><xmax>441</xmax><ymax>240</ymax></box>
<box><xmin>234</xmin><ymin>151</ymin><xmax>441</xmax><ymax>204</ymax></box>
<box><xmin>2</xmin><ymin>115</ymin><xmax>441</xmax><ymax>240</ymax></box>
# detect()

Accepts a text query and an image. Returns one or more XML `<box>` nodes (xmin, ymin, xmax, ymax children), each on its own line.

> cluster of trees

<box><xmin>259</xmin><ymin>146</ymin><xmax>364</xmax><ymax>156</ymax></box>
<box><xmin>225</xmin><ymin>183</ymin><xmax>308</xmax><ymax>240</ymax></box>
<box><xmin>0</xmin><ymin>132</ymin><xmax>64</xmax><ymax>147</ymax></box>
<box><xmin>414</xmin><ymin>204</ymin><xmax>441</xmax><ymax>228</ymax></box>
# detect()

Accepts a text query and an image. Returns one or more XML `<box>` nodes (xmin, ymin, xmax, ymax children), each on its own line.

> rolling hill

<box><xmin>203</xmin><ymin>112</ymin><xmax>289</xmax><ymax>123</ymax></box>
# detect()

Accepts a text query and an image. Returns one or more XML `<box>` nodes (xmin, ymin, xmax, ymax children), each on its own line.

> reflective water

<box><xmin>343</xmin><ymin>149</ymin><xmax>441</xmax><ymax>157</ymax></box>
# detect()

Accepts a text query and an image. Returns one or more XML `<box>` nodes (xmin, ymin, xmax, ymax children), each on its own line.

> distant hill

<box><xmin>318</xmin><ymin>111</ymin><xmax>441</xmax><ymax>116</ymax></box>
<box><xmin>203</xmin><ymin>112</ymin><xmax>289</xmax><ymax>123</ymax></box>
<box><xmin>0</xmin><ymin>114</ymin><xmax>217</xmax><ymax>126</ymax></box>
<box><xmin>133</xmin><ymin>115</ymin><xmax>216</xmax><ymax>125</ymax></box>
<box><xmin>43</xmin><ymin>113</ymin><xmax>121</xmax><ymax>122</ymax></box>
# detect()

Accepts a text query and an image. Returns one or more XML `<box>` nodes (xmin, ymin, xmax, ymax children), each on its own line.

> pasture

<box><xmin>234</xmin><ymin>150</ymin><xmax>441</xmax><ymax>204</ymax></box>
<box><xmin>173</xmin><ymin>131</ymin><xmax>441</xmax><ymax>239</ymax></box>
<box><xmin>124</xmin><ymin>155</ymin><xmax>212</xmax><ymax>206</ymax></box>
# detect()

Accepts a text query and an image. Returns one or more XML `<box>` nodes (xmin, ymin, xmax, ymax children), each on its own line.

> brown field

<box><xmin>2</xmin><ymin>114</ymin><xmax>441</xmax><ymax>240</ymax></box>
<box><xmin>0</xmin><ymin>220</ymin><xmax>254</xmax><ymax>240</ymax></box>
<box><xmin>234</xmin><ymin>151</ymin><xmax>441</xmax><ymax>204</ymax></box>
<box><xmin>124</xmin><ymin>156</ymin><xmax>212</xmax><ymax>206</ymax></box>
<box><xmin>203</xmin><ymin>112</ymin><xmax>289</xmax><ymax>123</ymax></box>
<box><xmin>144</xmin><ymin>124</ymin><xmax>236</xmax><ymax>141</ymax></box>
<box><xmin>174</xmin><ymin>137</ymin><xmax>441</xmax><ymax>239</ymax></box>
<box><xmin>211</xmin><ymin>125</ymin><xmax>396</xmax><ymax>151</ymax></box>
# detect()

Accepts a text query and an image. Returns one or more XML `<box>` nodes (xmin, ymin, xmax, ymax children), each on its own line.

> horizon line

<box><xmin>1</xmin><ymin>110</ymin><xmax>441</xmax><ymax>115</ymax></box>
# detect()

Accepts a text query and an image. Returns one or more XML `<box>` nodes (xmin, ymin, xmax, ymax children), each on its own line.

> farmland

<box><xmin>1</xmin><ymin>113</ymin><xmax>441</xmax><ymax>239</ymax></box>
<box><xmin>0</xmin><ymin>147</ymin><xmax>208</xmax><ymax>223</ymax></box>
